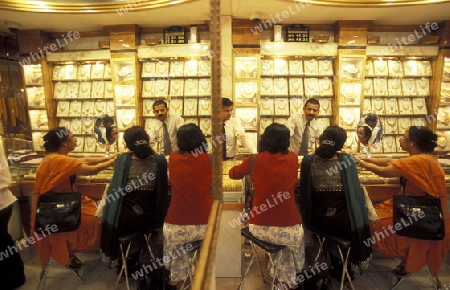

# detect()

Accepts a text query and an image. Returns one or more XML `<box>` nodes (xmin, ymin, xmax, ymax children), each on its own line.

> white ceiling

<box><xmin>0</xmin><ymin>0</ymin><xmax>450</xmax><ymax>34</ymax></box>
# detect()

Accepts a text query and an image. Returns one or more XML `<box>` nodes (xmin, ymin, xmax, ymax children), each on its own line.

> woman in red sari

<box><xmin>32</xmin><ymin>127</ymin><xmax>115</xmax><ymax>270</ymax></box>
<box><xmin>358</xmin><ymin>126</ymin><xmax>450</xmax><ymax>281</ymax></box>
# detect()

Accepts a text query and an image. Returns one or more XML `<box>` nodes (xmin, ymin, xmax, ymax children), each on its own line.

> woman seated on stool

<box><xmin>163</xmin><ymin>124</ymin><xmax>212</xmax><ymax>289</ymax></box>
<box><xmin>229</xmin><ymin>123</ymin><xmax>304</xmax><ymax>289</ymax></box>
<box><xmin>32</xmin><ymin>127</ymin><xmax>115</xmax><ymax>270</ymax></box>
<box><xmin>299</xmin><ymin>125</ymin><xmax>372</xmax><ymax>281</ymax></box>
<box><xmin>357</xmin><ymin>126</ymin><xmax>450</xmax><ymax>279</ymax></box>
<box><xmin>100</xmin><ymin>126</ymin><xmax>169</xmax><ymax>285</ymax></box>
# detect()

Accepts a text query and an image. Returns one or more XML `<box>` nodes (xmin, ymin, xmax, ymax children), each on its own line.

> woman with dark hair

<box><xmin>31</xmin><ymin>127</ymin><xmax>115</xmax><ymax>271</ymax></box>
<box><xmin>356</xmin><ymin>125</ymin><xmax>372</xmax><ymax>146</ymax></box>
<box><xmin>106</xmin><ymin>125</ymin><xmax>119</xmax><ymax>144</ymax></box>
<box><xmin>229</xmin><ymin>123</ymin><xmax>303</xmax><ymax>289</ymax></box>
<box><xmin>100</xmin><ymin>126</ymin><xmax>169</xmax><ymax>284</ymax></box>
<box><xmin>358</xmin><ymin>126</ymin><xmax>450</xmax><ymax>281</ymax></box>
<box><xmin>163</xmin><ymin>123</ymin><xmax>212</xmax><ymax>288</ymax></box>
<box><xmin>299</xmin><ymin>125</ymin><xmax>372</xmax><ymax>283</ymax></box>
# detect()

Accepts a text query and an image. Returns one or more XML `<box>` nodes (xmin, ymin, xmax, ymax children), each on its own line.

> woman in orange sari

<box><xmin>31</xmin><ymin>127</ymin><xmax>115</xmax><ymax>270</ymax></box>
<box><xmin>357</xmin><ymin>126</ymin><xmax>450</xmax><ymax>281</ymax></box>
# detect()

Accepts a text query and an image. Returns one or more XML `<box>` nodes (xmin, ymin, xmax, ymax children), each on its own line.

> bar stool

<box><xmin>238</xmin><ymin>227</ymin><xmax>286</xmax><ymax>290</ymax></box>
<box><xmin>391</xmin><ymin>264</ymin><xmax>442</xmax><ymax>290</ymax></box>
<box><xmin>115</xmin><ymin>226</ymin><xmax>158</xmax><ymax>290</ymax></box>
<box><xmin>37</xmin><ymin>258</ymin><xmax>83</xmax><ymax>290</ymax></box>
<box><xmin>308</xmin><ymin>226</ymin><xmax>354</xmax><ymax>290</ymax></box>
<box><xmin>172</xmin><ymin>240</ymin><xmax>202</xmax><ymax>290</ymax></box>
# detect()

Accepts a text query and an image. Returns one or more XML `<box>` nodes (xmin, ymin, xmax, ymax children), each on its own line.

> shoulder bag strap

<box><xmin>249</xmin><ymin>154</ymin><xmax>257</xmax><ymax>178</ymax></box>
<box><xmin>69</xmin><ymin>175</ymin><xmax>76</xmax><ymax>192</ymax></box>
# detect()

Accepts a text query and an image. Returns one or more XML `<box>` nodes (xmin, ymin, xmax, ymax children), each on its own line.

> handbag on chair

<box><xmin>393</xmin><ymin>173</ymin><xmax>445</xmax><ymax>240</ymax></box>
<box><xmin>35</xmin><ymin>175</ymin><xmax>82</xmax><ymax>233</ymax></box>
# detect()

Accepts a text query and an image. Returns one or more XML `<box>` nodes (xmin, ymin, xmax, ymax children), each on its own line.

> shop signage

<box><xmin>163</xmin><ymin>26</ymin><xmax>187</xmax><ymax>44</ymax></box>
<box><xmin>286</xmin><ymin>24</ymin><xmax>310</xmax><ymax>42</ymax></box>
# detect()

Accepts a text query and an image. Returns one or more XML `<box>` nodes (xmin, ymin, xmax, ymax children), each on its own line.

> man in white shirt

<box><xmin>286</xmin><ymin>98</ymin><xmax>321</xmax><ymax>155</ymax></box>
<box><xmin>220</xmin><ymin>98</ymin><xmax>256</xmax><ymax>160</ymax></box>
<box><xmin>148</xmin><ymin>99</ymin><xmax>184</xmax><ymax>155</ymax></box>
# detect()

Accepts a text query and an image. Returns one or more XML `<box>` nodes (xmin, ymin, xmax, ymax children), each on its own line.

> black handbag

<box><xmin>393</xmin><ymin>174</ymin><xmax>445</xmax><ymax>240</ymax></box>
<box><xmin>35</xmin><ymin>175</ymin><xmax>82</xmax><ymax>233</ymax></box>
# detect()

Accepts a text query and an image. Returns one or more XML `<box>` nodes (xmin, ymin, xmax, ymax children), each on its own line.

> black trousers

<box><xmin>0</xmin><ymin>203</ymin><xmax>26</xmax><ymax>289</ymax></box>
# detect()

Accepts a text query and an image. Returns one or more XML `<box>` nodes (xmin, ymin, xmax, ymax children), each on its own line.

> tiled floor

<box><xmin>16</xmin><ymin>238</ymin><xmax>450</xmax><ymax>290</ymax></box>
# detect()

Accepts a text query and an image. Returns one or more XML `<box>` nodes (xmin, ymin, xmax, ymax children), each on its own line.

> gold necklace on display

<box><xmin>95</xmin><ymin>102</ymin><xmax>104</xmax><ymax>114</ymax></box>
<box><xmin>121</xmin><ymin>111</ymin><xmax>134</xmax><ymax>127</ymax></box>
<box><xmin>373</xmin><ymin>98</ymin><xmax>384</xmax><ymax>111</ymax></box>
<box><xmin>305</xmin><ymin>60</ymin><xmax>318</xmax><ymax>74</ymax></box>
<box><xmin>71</xmin><ymin>119</ymin><xmax>81</xmax><ymax>132</ymax></box>
<box><xmin>375</xmin><ymin>61</ymin><xmax>387</xmax><ymax>74</ymax></box>
<box><xmin>185</xmin><ymin>99</ymin><xmax>195</xmax><ymax>111</ymax></box>
<box><xmin>321</xmin><ymin>99</ymin><xmax>330</xmax><ymax>113</ymax></box>
<box><xmin>261</xmin><ymin>98</ymin><xmax>273</xmax><ymax>112</ymax></box>
<box><xmin>320</xmin><ymin>60</ymin><xmax>332</xmax><ymax>74</ymax></box>
<box><xmin>199</xmin><ymin>99</ymin><xmax>210</xmax><ymax>112</ymax></box>
<box><xmin>171</xmin><ymin>99</ymin><xmax>182</xmax><ymax>111</ymax></box>
<box><xmin>341</xmin><ymin>110</ymin><xmax>355</xmax><ymax>126</ymax></box>
<box><xmin>58</xmin><ymin>102</ymin><xmax>68</xmax><ymax>114</ymax></box>
<box><xmin>200</xmin><ymin>119</ymin><xmax>211</xmax><ymax>131</ymax></box>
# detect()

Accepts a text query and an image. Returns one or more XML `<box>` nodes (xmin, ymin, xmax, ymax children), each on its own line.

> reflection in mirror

<box><xmin>92</xmin><ymin>116</ymin><xmax>116</xmax><ymax>157</ymax></box>
<box><xmin>356</xmin><ymin>113</ymin><xmax>383</xmax><ymax>157</ymax></box>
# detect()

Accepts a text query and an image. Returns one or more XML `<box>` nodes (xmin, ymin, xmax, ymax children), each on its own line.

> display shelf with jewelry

<box><xmin>319</xmin><ymin>98</ymin><xmax>332</xmax><ymax>116</ymax></box>
<box><xmin>398</xmin><ymin>117</ymin><xmax>411</xmax><ymax>132</ymax></box>
<box><xmin>73</xmin><ymin>137</ymin><xmax>84</xmax><ymax>152</ymax></box>
<box><xmin>235</xmin><ymin>107</ymin><xmax>258</xmax><ymax>130</ymax></box>
<box><xmin>398</xmin><ymin>98</ymin><xmax>413</xmax><ymax>114</ymax></box>
<box><xmin>198</xmin><ymin>78</ymin><xmax>211</xmax><ymax>96</ymax></box>
<box><xmin>373</xmin><ymin>78</ymin><xmax>388</xmax><ymax>96</ymax></box>
<box><xmin>70</xmin><ymin>118</ymin><xmax>82</xmax><ymax>134</ymax></box>
<box><xmin>199</xmin><ymin>118</ymin><xmax>212</xmax><ymax>136</ymax></box>
<box><xmin>318</xmin><ymin>59</ymin><xmax>334</xmax><ymax>76</ymax></box>
<box><xmin>363</xmin><ymin>98</ymin><xmax>372</xmax><ymax>113</ymax></box>
<box><xmin>288</xmin><ymin>59</ymin><xmax>303</xmax><ymax>75</ymax></box>
<box><xmin>304</xmin><ymin>59</ymin><xmax>319</xmax><ymax>76</ymax></box>
<box><xmin>183</xmin><ymin>98</ymin><xmax>198</xmax><ymax>116</ymax></box>
<box><xmin>340</xmin><ymin>82</ymin><xmax>361</xmax><ymax>105</ymax></box>
<box><xmin>62</xmin><ymin>64</ymin><xmax>78</xmax><ymax>80</ymax></box>
<box><xmin>106</xmin><ymin>101</ymin><xmax>115</xmax><ymax>116</ymax></box>
<box><xmin>142</xmin><ymin>61</ymin><xmax>156</xmax><ymax>77</ymax></box>
<box><xmin>273</xmin><ymin>58</ymin><xmax>289</xmax><ymax>75</ymax></box>
<box><xmin>261</xmin><ymin>59</ymin><xmax>274</xmax><ymax>76</ymax></box>
<box><xmin>29</xmin><ymin>110</ymin><xmax>49</xmax><ymax>130</ymax></box>
<box><xmin>92</xmin><ymin>81</ymin><xmax>106</xmax><ymax>99</ymax></box>
<box><xmin>155</xmin><ymin>79</ymin><xmax>170</xmax><ymax>97</ymax></box>
<box><xmin>260</xmin><ymin>97</ymin><xmax>274</xmax><ymax>116</ymax></box>
<box><xmin>416</xmin><ymin>78</ymin><xmax>430</xmax><ymax>96</ymax></box>
<box><xmin>441</xmin><ymin>82</ymin><xmax>450</xmax><ymax>102</ymax></box>
<box><xmin>289</xmin><ymin>97</ymin><xmax>302</xmax><ymax>115</ymax></box>
<box><xmin>82</xmin><ymin>118</ymin><xmax>95</xmax><ymax>134</ymax></box>
<box><xmin>94</xmin><ymin>101</ymin><xmax>106</xmax><ymax>116</ymax></box>
<box><xmin>114</xmin><ymin>85</ymin><xmax>136</xmax><ymax>106</ymax></box>
<box><xmin>66</xmin><ymin>82</ymin><xmax>79</xmax><ymax>99</ymax></box>
<box><xmin>274</xmin><ymin>98</ymin><xmax>289</xmax><ymax>116</ymax></box>
<box><xmin>78</xmin><ymin>81</ymin><xmax>92</xmax><ymax>99</ymax></box>
<box><xmin>235</xmin><ymin>56</ymin><xmax>258</xmax><ymax>78</ymax></box>
<box><xmin>235</xmin><ymin>81</ymin><xmax>257</xmax><ymax>103</ymax></box>
<box><xmin>412</xmin><ymin>97</ymin><xmax>428</xmax><ymax>114</ymax></box>
<box><xmin>411</xmin><ymin>116</ymin><xmax>425</xmax><ymax>127</ymax></box>
<box><xmin>58</xmin><ymin>118</ymin><xmax>71</xmax><ymax>129</ymax></box>
<box><xmin>54</xmin><ymin>82</ymin><xmax>67</xmax><ymax>99</ymax></box>
<box><xmin>383</xmin><ymin>136</ymin><xmax>397</xmax><ymax>153</ymax></box>
<box><xmin>82</xmin><ymin>101</ymin><xmax>94</xmax><ymax>117</ymax></box>
<box><xmin>26</xmin><ymin>86</ymin><xmax>46</xmax><ymax>107</ymax></box>
<box><xmin>371</xmin><ymin>97</ymin><xmax>385</xmax><ymax>114</ymax></box>
<box><xmin>169</xmin><ymin>60</ymin><xmax>185</xmax><ymax>77</ymax></box>
<box><xmin>114</xmin><ymin>61</ymin><xmax>135</xmax><ymax>82</ymax></box>
<box><xmin>384</xmin><ymin>117</ymin><xmax>398</xmax><ymax>134</ymax></box>
<box><xmin>273</xmin><ymin>77</ymin><xmax>289</xmax><ymax>96</ymax></box>
<box><xmin>365</xmin><ymin>60</ymin><xmax>375</xmax><ymax>77</ymax></box>
<box><xmin>340</xmin><ymin>57</ymin><xmax>363</xmax><ymax>79</ymax></box>
<box><xmin>78</xmin><ymin>64</ymin><xmax>91</xmax><ymax>80</ymax></box>
<box><xmin>169</xmin><ymin>98</ymin><xmax>183</xmax><ymax>116</ymax></box>
<box><xmin>69</xmin><ymin>101</ymin><xmax>82</xmax><ymax>117</ymax></box>
<box><xmin>184</xmin><ymin>59</ymin><xmax>198</xmax><ymax>77</ymax></box>
<box><xmin>142</xmin><ymin>80</ymin><xmax>156</xmax><ymax>98</ymax></box>
<box><xmin>388</xmin><ymin>60</ymin><xmax>403</xmax><ymax>77</ymax></box>
<box><xmin>401</xmin><ymin>78</ymin><xmax>417</xmax><ymax>96</ymax></box>
<box><xmin>339</xmin><ymin>107</ymin><xmax>359</xmax><ymax>129</ymax></box>
<box><xmin>437</xmin><ymin>106</ymin><xmax>450</xmax><ymax>128</ymax></box>
<box><xmin>260</xmin><ymin>118</ymin><xmax>273</xmax><ymax>132</ymax></box>
<box><xmin>304</xmin><ymin>77</ymin><xmax>320</xmax><ymax>96</ymax></box>
<box><xmin>184</xmin><ymin>78</ymin><xmax>199</xmax><ymax>96</ymax></box>
<box><xmin>143</xmin><ymin>100</ymin><xmax>154</xmax><ymax>116</ymax></box>
<box><xmin>363</xmin><ymin>78</ymin><xmax>374</xmax><ymax>96</ymax></box>
<box><xmin>84</xmin><ymin>136</ymin><xmax>97</xmax><ymax>153</ymax></box>
<box><xmin>318</xmin><ymin>77</ymin><xmax>333</xmax><ymax>96</ymax></box>
<box><xmin>56</xmin><ymin>101</ymin><xmax>70</xmax><ymax>117</ymax></box>
<box><xmin>117</xmin><ymin>109</ymin><xmax>136</xmax><ymax>128</ymax></box>
<box><xmin>198</xmin><ymin>60</ymin><xmax>211</xmax><ymax>76</ymax></box>
<box><xmin>198</xmin><ymin>98</ymin><xmax>212</xmax><ymax>116</ymax></box>
<box><xmin>273</xmin><ymin>117</ymin><xmax>288</xmax><ymax>126</ymax></box>
<box><xmin>387</xmin><ymin>78</ymin><xmax>403</xmax><ymax>96</ymax></box>
<box><xmin>373</xmin><ymin>59</ymin><xmax>389</xmax><ymax>77</ymax></box>
<box><xmin>91</xmin><ymin>63</ymin><xmax>105</xmax><ymax>80</ymax></box>
<box><xmin>384</xmin><ymin>98</ymin><xmax>399</xmax><ymax>115</ymax></box>
<box><xmin>288</xmin><ymin>77</ymin><xmax>302</xmax><ymax>96</ymax></box>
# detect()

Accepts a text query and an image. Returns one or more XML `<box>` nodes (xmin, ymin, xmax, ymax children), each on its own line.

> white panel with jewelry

<box><xmin>78</xmin><ymin>64</ymin><xmax>91</xmax><ymax>80</ymax></box>
<box><xmin>52</xmin><ymin>65</ymin><xmax>65</xmax><ymax>81</ymax></box>
<box><xmin>363</xmin><ymin>98</ymin><xmax>372</xmax><ymax>113</ymax></box>
<box><xmin>384</xmin><ymin>117</ymin><xmax>398</xmax><ymax>134</ymax></box>
<box><xmin>304</xmin><ymin>59</ymin><xmax>319</xmax><ymax>75</ymax></box>
<box><xmin>304</xmin><ymin>77</ymin><xmax>319</xmax><ymax>96</ymax></box>
<box><xmin>387</xmin><ymin>78</ymin><xmax>402</xmax><ymax>96</ymax></box>
<box><xmin>199</xmin><ymin>118</ymin><xmax>212</xmax><ymax>136</ymax></box>
<box><xmin>273</xmin><ymin>58</ymin><xmax>289</xmax><ymax>75</ymax></box>
<box><xmin>288</xmin><ymin>78</ymin><xmax>303</xmax><ymax>96</ymax></box>
<box><xmin>319</xmin><ymin>60</ymin><xmax>333</xmax><ymax>76</ymax></box>
<box><xmin>184</xmin><ymin>78</ymin><xmax>198</xmax><ymax>96</ymax></box>
<box><xmin>73</xmin><ymin>136</ymin><xmax>84</xmax><ymax>152</ymax></box>
<box><xmin>27</xmin><ymin>87</ymin><xmax>46</xmax><ymax>107</ymax></box>
<box><xmin>104</xmin><ymin>63</ymin><xmax>112</xmax><ymax>79</ymax></box>
<box><xmin>417</xmin><ymin>61</ymin><xmax>432</xmax><ymax>76</ymax></box>
<box><xmin>104</xmin><ymin>81</ymin><xmax>114</xmax><ymax>99</ymax></box>
<box><xmin>399</xmin><ymin>98</ymin><xmax>413</xmax><ymax>114</ymax></box>
<box><xmin>289</xmin><ymin>97</ymin><xmax>302</xmax><ymax>115</ymax></box>
<box><xmin>384</xmin><ymin>98</ymin><xmax>399</xmax><ymax>115</ymax></box>
<box><xmin>169</xmin><ymin>60</ymin><xmax>185</xmax><ymax>77</ymax></box>
<box><xmin>198</xmin><ymin>98</ymin><xmax>212</xmax><ymax>116</ymax></box>
<box><xmin>416</xmin><ymin>78</ymin><xmax>430</xmax><ymax>96</ymax></box>
<box><xmin>142</xmin><ymin>80</ymin><xmax>156</xmax><ymax>98</ymax></box>
<box><xmin>91</xmin><ymin>63</ymin><xmax>105</xmax><ymax>79</ymax></box>
<box><xmin>373</xmin><ymin>60</ymin><xmax>388</xmax><ymax>77</ymax></box>
<box><xmin>78</xmin><ymin>81</ymin><xmax>92</xmax><ymax>99</ymax></box>
<box><xmin>155</xmin><ymin>79</ymin><xmax>170</xmax><ymax>97</ymax></box>
<box><xmin>169</xmin><ymin>79</ymin><xmax>185</xmax><ymax>97</ymax></box>
<box><xmin>184</xmin><ymin>59</ymin><xmax>198</xmax><ymax>76</ymax></box>
<box><xmin>401</xmin><ymin>78</ymin><xmax>417</xmax><ymax>96</ymax></box>
<box><xmin>54</xmin><ymin>82</ymin><xmax>67</xmax><ymax>99</ymax></box>
<box><xmin>94</xmin><ymin>101</ymin><xmax>106</xmax><ymax>116</ymax></box>
<box><xmin>63</xmin><ymin>65</ymin><xmax>78</xmax><ymax>80</ymax></box>
<box><xmin>32</xmin><ymin>132</ymin><xmax>45</xmax><ymax>151</ymax></box>
<box><xmin>155</xmin><ymin>61</ymin><xmax>170</xmax><ymax>77</ymax></box>
<box><xmin>260</xmin><ymin>97</ymin><xmax>274</xmax><ymax>115</ymax></box>
<box><xmin>198</xmin><ymin>79</ymin><xmax>211</xmax><ymax>96</ymax></box>
<box><xmin>261</xmin><ymin>59</ymin><xmax>274</xmax><ymax>75</ymax></box>
<box><xmin>169</xmin><ymin>98</ymin><xmax>183</xmax><ymax>116</ymax></box>
<box><xmin>383</xmin><ymin>136</ymin><xmax>397</xmax><ymax>152</ymax></box>
<box><xmin>115</xmin><ymin>85</ymin><xmax>136</xmax><ymax>106</ymax></box>
<box><xmin>66</xmin><ymin>82</ymin><xmax>79</xmax><ymax>99</ymax></box>
<box><xmin>363</xmin><ymin>79</ymin><xmax>374</xmax><ymax>96</ymax></box>
<box><xmin>184</xmin><ymin>118</ymin><xmax>198</xmax><ymax>126</ymax></box>
<box><xmin>82</xmin><ymin>101</ymin><xmax>94</xmax><ymax>117</ymax></box>
<box><xmin>142</xmin><ymin>62</ymin><xmax>156</xmax><ymax>77</ymax></box>
<box><xmin>318</xmin><ymin>78</ymin><xmax>333</xmax><ymax>96</ymax></box>
<box><xmin>320</xmin><ymin>98</ymin><xmax>332</xmax><ymax>115</ymax></box>
<box><xmin>288</xmin><ymin>59</ymin><xmax>303</xmax><ymax>75</ymax></box>
<box><xmin>84</xmin><ymin>136</ymin><xmax>97</xmax><ymax>153</ymax></box>
<box><xmin>57</xmin><ymin>101</ymin><xmax>70</xmax><ymax>117</ymax></box>
<box><xmin>273</xmin><ymin>77</ymin><xmax>289</xmax><ymax>96</ymax></box>
<box><xmin>106</xmin><ymin>101</ymin><xmax>115</xmax><ymax>116</ymax></box>
<box><xmin>260</xmin><ymin>118</ymin><xmax>273</xmax><ymax>132</ymax></box>
<box><xmin>412</xmin><ymin>98</ymin><xmax>427</xmax><ymax>114</ymax></box>
<box><xmin>274</xmin><ymin>98</ymin><xmax>290</xmax><ymax>116</ymax></box>
<box><xmin>82</xmin><ymin>118</ymin><xmax>95</xmax><ymax>134</ymax></box>
<box><xmin>143</xmin><ymin>100</ymin><xmax>154</xmax><ymax>116</ymax></box>
<box><xmin>183</xmin><ymin>98</ymin><xmax>198</xmax><ymax>116</ymax></box>
<box><xmin>397</xmin><ymin>117</ymin><xmax>411</xmax><ymax>132</ymax></box>
<box><xmin>339</xmin><ymin>108</ymin><xmax>359</xmax><ymax>128</ymax></box>
<box><xmin>59</xmin><ymin>118</ymin><xmax>71</xmax><ymax>129</ymax></box>
<box><xmin>117</xmin><ymin>109</ymin><xmax>136</xmax><ymax>128</ymax></box>
<box><xmin>388</xmin><ymin>60</ymin><xmax>403</xmax><ymax>77</ymax></box>
<box><xmin>365</xmin><ymin>60</ymin><xmax>375</xmax><ymax>77</ymax></box>
<box><xmin>69</xmin><ymin>101</ymin><xmax>82</xmax><ymax>117</ymax></box>
<box><xmin>198</xmin><ymin>60</ymin><xmax>211</xmax><ymax>76</ymax></box>
<box><xmin>70</xmin><ymin>118</ymin><xmax>82</xmax><ymax>134</ymax></box>
<box><xmin>372</xmin><ymin>97</ymin><xmax>385</xmax><ymax>114</ymax></box>
<box><xmin>403</xmin><ymin>60</ymin><xmax>418</xmax><ymax>76</ymax></box>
